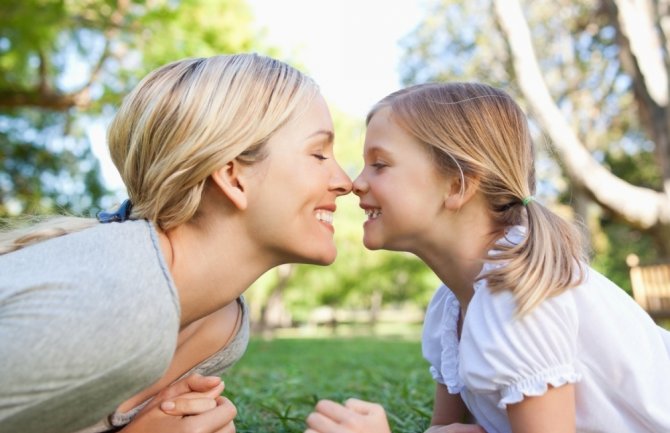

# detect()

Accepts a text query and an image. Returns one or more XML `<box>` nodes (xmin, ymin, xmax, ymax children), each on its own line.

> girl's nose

<box><xmin>352</xmin><ymin>172</ymin><xmax>368</xmax><ymax>196</ymax></box>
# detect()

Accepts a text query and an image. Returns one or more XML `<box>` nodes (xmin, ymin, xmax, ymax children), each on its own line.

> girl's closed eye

<box><xmin>312</xmin><ymin>153</ymin><xmax>329</xmax><ymax>161</ymax></box>
<box><xmin>371</xmin><ymin>160</ymin><xmax>387</xmax><ymax>169</ymax></box>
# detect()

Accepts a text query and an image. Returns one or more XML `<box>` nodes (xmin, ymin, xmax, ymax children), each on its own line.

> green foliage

<box><xmin>0</xmin><ymin>0</ymin><xmax>260</xmax><ymax>217</ymax></box>
<box><xmin>224</xmin><ymin>337</ymin><xmax>434</xmax><ymax>433</ymax></box>
<box><xmin>0</xmin><ymin>111</ymin><xmax>106</xmax><ymax>216</ymax></box>
<box><xmin>588</xmin><ymin>141</ymin><xmax>664</xmax><ymax>290</ymax></box>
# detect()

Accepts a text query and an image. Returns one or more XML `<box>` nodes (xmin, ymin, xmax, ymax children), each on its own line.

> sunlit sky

<box><xmin>247</xmin><ymin>0</ymin><xmax>423</xmax><ymax>117</ymax></box>
<box><xmin>92</xmin><ymin>0</ymin><xmax>425</xmax><ymax>192</ymax></box>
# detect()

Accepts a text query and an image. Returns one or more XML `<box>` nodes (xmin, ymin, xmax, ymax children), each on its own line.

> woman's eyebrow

<box><xmin>306</xmin><ymin>129</ymin><xmax>334</xmax><ymax>143</ymax></box>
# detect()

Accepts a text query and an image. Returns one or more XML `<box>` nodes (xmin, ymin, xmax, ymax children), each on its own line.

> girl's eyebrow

<box><xmin>364</xmin><ymin>144</ymin><xmax>391</xmax><ymax>156</ymax></box>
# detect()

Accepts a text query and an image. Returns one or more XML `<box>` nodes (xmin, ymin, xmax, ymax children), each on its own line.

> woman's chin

<box><xmin>300</xmin><ymin>246</ymin><xmax>338</xmax><ymax>266</ymax></box>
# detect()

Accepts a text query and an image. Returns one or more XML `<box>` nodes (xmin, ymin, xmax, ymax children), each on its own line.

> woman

<box><xmin>0</xmin><ymin>53</ymin><xmax>352</xmax><ymax>433</ymax></box>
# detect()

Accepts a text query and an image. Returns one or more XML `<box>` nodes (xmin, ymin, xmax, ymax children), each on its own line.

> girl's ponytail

<box><xmin>485</xmin><ymin>200</ymin><xmax>587</xmax><ymax>315</ymax></box>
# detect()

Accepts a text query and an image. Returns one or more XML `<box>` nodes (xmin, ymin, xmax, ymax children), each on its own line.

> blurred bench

<box><xmin>627</xmin><ymin>254</ymin><xmax>670</xmax><ymax>321</ymax></box>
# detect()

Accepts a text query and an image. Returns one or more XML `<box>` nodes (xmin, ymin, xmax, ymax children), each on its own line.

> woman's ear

<box><xmin>444</xmin><ymin>175</ymin><xmax>480</xmax><ymax>210</ymax></box>
<box><xmin>210</xmin><ymin>161</ymin><xmax>248</xmax><ymax>210</ymax></box>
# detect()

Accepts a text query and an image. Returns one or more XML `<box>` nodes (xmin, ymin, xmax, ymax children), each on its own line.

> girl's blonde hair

<box><xmin>0</xmin><ymin>53</ymin><xmax>318</xmax><ymax>255</ymax></box>
<box><xmin>369</xmin><ymin>82</ymin><xmax>586</xmax><ymax>315</ymax></box>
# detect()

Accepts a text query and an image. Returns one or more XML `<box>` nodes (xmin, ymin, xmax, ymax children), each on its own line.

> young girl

<box><xmin>0</xmin><ymin>53</ymin><xmax>352</xmax><ymax>433</ymax></box>
<box><xmin>305</xmin><ymin>82</ymin><xmax>670</xmax><ymax>433</ymax></box>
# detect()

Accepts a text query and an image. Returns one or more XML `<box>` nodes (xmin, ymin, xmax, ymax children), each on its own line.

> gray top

<box><xmin>76</xmin><ymin>297</ymin><xmax>250</xmax><ymax>433</ymax></box>
<box><xmin>0</xmin><ymin>220</ymin><xmax>181</xmax><ymax>433</ymax></box>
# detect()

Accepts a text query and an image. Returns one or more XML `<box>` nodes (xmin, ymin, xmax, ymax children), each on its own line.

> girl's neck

<box><xmin>420</xmin><ymin>236</ymin><xmax>490</xmax><ymax>313</ymax></box>
<box><xmin>417</xmin><ymin>200</ymin><xmax>502</xmax><ymax>312</ymax></box>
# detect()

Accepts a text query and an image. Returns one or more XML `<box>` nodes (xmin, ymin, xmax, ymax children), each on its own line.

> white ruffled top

<box><xmin>422</xmin><ymin>226</ymin><xmax>670</xmax><ymax>433</ymax></box>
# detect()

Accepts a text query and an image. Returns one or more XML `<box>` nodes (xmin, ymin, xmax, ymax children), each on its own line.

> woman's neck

<box><xmin>157</xmin><ymin>218</ymin><xmax>276</xmax><ymax>329</ymax></box>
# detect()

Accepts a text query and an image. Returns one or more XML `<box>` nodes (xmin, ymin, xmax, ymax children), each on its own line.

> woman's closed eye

<box><xmin>312</xmin><ymin>153</ymin><xmax>329</xmax><ymax>161</ymax></box>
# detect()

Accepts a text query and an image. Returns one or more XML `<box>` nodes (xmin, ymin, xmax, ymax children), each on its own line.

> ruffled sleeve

<box><xmin>459</xmin><ymin>277</ymin><xmax>582</xmax><ymax>409</ymax></box>
<box><xmin>422</xmin><ymin>285</ymin><xmax>463</xmax><ymax>394</ymax></box>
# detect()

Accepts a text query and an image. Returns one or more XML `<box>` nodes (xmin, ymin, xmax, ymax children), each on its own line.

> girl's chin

<box><xmin>362</xmin><ymin>236</ymin><xmax>383</xmax><ymax>251</ymax></box>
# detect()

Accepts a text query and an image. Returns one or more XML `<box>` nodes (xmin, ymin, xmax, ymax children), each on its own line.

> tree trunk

<box><xmin>493</xmin><ymin>0</ymin><xmax>670</xmax><ymax>249</ymax></box>
<box><xmin>255</xmin><ymin>264</ymin><xmax>294</xmax><ymax>333</ymax></box>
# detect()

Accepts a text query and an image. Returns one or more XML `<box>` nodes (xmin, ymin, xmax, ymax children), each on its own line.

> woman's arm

<box><xmin>110</xmin><ymin>302</ymin><xmax>243</xmax><ymax>433</ymax></box>
<box><xmin>118</xmin><ymin>300</ymin><xmax>242</xmax><ymax>413</ymax></box>
<box><xmin>506</xmin><ymin>384</ymin><xmax>575</xmax><ymax>433</ymax></box>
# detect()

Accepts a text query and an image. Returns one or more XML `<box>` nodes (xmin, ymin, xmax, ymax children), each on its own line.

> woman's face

<box><xmin>353</xmin><ymin>107</ymin><xmax>448</xmax><ymax>252</ymax></box>
<box><xmin>246</xmin><ymin>93</ymin><xmax>351</xmax><ymax>265</ymax></box>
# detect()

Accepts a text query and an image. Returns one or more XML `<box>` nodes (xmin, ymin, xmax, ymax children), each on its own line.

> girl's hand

<box><xmin>120</xmin><ymin>374</ymin><xmax>237</xmax><ymax>433</ymax></box>
<box><xmin>425</xmin><ymin>424</ymin><xmax>487</xmax><ymax>433</ymax></box>
<box><xmin>305</xmin><ymin>398</ymin><xmax>392</xmax><ymax>433</ymax></box>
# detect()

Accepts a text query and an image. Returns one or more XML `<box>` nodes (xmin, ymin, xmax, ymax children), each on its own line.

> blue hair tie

<box><xmin>97</xmin><ymin>199</ymin><xmax>133</xmax><ymax>223</ymax></box>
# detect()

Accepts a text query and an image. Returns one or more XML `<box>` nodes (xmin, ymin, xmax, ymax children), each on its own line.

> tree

<box><xmin>493</xmin><ymin>0</ymin><xmax>670</xmax><ymax>247</ymax></box>
<box><xmin>0</xmin><ymin>0</ymin><xmax>261</xmax><ymax>216</ymax></box>
<box><xmin>399</xmin><ymin>0</ymin><xmax>670</xmax><ymax>289</ymax></box>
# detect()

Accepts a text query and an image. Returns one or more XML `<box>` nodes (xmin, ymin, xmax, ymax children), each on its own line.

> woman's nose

<box><xmin>330</xmin><ymin>163</ymin><xmax>353</xmax><ymax>196</ymax></box>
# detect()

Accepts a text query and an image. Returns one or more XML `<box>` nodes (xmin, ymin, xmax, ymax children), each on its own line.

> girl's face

<box><xmin>246</xmin><ymin>93</ymin><xmax>351</xmax><ymax>265</ymax></box>
<box><xmin>353</xmin><ymin>107</ymin><xmax>448</xmax><ymax>252</ymax></box>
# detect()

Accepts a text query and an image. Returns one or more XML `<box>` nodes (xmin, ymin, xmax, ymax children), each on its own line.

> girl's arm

<box><xmin>506</xmin><ymin>384</ymin><xmax>575</xmax><ymax>433</ymax></box>
<box><xmin>303</xmin><ymin>385</ymin><xmax>487</xmax><ymax>433</ymax></box>
<box><xmin>305</xmin><ymin>398</ymin><xmax>391</xmax><ymax>433</ymax></box>
<box><xmin>429</xmin><ymin>383</ymin><xmax>467</xmax><ymax>425</ymax></box>
<box><xmin>427</xmin><ymin>383</ymin><xmax>485</xmax><ymax>433</ymax></box>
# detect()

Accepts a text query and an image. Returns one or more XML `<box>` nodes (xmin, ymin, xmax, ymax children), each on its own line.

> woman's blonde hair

<box><xmin>369</xmin><ymin>82</ymin><xmax>586</xmax><ymax>315</ymax></box>
<box><xmin>0</xmin><ymin>53</ymin><xmax>318</xmax><ymax>254</ymax></box>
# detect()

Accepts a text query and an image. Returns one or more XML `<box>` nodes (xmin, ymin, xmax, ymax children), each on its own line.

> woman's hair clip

<box><xmin>97</xmin><ymin>199</ymin><xmax>134</xmax><ymax>223</ymax></box>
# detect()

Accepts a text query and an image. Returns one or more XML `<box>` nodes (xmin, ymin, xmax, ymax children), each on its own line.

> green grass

<box><xmin>223</xmin><ymin>337</ymin><xmax>434</xmax><ymax>433</ymax></box>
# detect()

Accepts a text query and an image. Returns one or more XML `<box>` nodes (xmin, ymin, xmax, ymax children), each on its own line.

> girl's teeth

<box><xmin>365</xmin><ymin>209</ymin><xmax>381</xmax><ymax>219</ymax></box>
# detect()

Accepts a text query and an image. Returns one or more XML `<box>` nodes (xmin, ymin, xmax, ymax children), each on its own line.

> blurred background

<box><xmin>2</xmin><ymin>0</ymin><xmax>670</xmax><ymax>336</ymax></box>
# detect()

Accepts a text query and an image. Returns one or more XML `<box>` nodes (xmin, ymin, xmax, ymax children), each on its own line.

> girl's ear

<box><xmin>444</xmin><ymin>175</ymin><xmax>480</xmax><ymax>210</ymax></box>
<box><xmin>210</xmin><ymin>161</ymin><xmax>248</xmax><ymax>210</ymax></box>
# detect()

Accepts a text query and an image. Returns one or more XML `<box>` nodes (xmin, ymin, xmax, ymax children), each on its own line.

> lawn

<box><xmin>223</xmin><ymin>336</ymin><xmax>434</xmax><ymax>433</ymax></box>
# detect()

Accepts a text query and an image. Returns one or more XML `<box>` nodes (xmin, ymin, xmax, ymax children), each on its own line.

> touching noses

<box><xmin>352</xmin><ymin>172</ymin><xmax>368</xmax><ymax>196</ymax></box>
<box><xmin>330</xmin><ymin>163</ymin><xmax>353</xmax><ymax>196</ymax></box>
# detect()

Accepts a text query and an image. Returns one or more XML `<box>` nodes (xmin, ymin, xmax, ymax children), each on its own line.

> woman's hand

<box><xmin>305</xmin><ymin>398</ymin><xmax>392</xmax><ymax>433</ymax></box>
<box><xmin>158</xmin><ymin>374</ymin><xmax>226</xmax><ymax>416</ymax></box>
<box><xmin>121</xmin><ymin>373</ymin><xmax>237</xmax><ymax>433</ymax></box>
